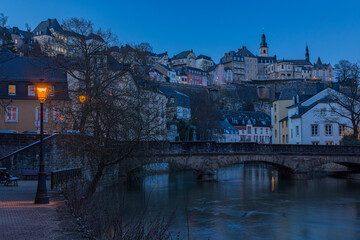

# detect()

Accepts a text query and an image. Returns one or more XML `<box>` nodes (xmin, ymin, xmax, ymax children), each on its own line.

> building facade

<box><xmin>265</xmin><ymin>46</ymin><xmax>334</xmax><ymax>81</ymax></box>
<box><xmin>288</xmin><ymin>88</ymin><xmax>353</xmax><ymax>145</ymax></box>
<box><xmin>220</xmin><ymin>110</ymin><xmax>272</xmax><ymax>144</ymax></box>
<box><xmin>0</xmin><ymin>53</ymin><xmax>69</xmax><ymax>133</ymax></box>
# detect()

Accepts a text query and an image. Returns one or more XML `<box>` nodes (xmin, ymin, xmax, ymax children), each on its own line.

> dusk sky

<box><xmin>2</xmin><ymin>0</ymin><xmax>360</xmax><ymax>65</ymax></box>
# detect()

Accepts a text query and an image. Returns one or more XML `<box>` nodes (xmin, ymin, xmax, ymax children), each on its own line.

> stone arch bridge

<box><xmin>123</xmin><ymin>142</ymin><xmax>360</xmax><ymax>180</ymax></box>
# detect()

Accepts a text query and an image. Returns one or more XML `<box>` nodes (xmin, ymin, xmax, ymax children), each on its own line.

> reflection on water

<box><xmin>112</xmin><ymin>164</ymin><xmax>360</xmax><ymax>240</ymax></box>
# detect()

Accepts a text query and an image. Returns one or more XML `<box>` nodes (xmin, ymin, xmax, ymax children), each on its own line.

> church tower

<box><xmin>259</xmin><ymin>32</ymin><xmax>269</xmax><ymax>57</ymax></box>
<box><xmin>305</xmin><ymin>44</ymin><xmax>310</xmax><ymax>62</ymax></box>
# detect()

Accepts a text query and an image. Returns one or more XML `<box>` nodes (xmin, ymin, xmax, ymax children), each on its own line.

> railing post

<box><xmin>51</xmin><ymin>171</ymin><xmax>54</xmax><ymax>190</ymax></box>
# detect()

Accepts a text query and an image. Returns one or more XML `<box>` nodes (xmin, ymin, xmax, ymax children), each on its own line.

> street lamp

<box><xmin>35</xmin><ymin>80</ymin><xmax>50</xmax><ymax>204</ymax></box>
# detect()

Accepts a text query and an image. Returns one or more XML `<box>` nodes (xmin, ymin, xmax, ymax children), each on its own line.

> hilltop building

<box><xmin>220</xmin><ymin>33</ymin><xmax>276</xmax><ymax>82</ymax></box>
<box><xmin>265</xmin><ymin>45</ymin><xmax>334</xmax><ymax>81</ymax></box>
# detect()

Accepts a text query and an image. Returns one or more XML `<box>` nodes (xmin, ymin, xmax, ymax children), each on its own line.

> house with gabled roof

<box><xmin>287</xmin><ymin>87</ymin><xmax>354</xmax><ymax>145</ymax></box>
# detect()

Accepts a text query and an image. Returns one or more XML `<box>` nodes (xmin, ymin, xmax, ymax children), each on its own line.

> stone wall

<box><xmin>0</xmin><ymin>133</ymin><xmax>45</xmax><ymax>159</ymax></box>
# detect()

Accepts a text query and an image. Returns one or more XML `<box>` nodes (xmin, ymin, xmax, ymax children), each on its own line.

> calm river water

<box><xmin>107</xmin><ymin>164</ymin><xmax>360</xmax><ymax>240</ymax></box>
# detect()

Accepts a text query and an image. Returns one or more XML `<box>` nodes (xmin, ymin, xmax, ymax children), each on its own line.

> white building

<box><xmin>219</xmin><ymin>110</ymin><xmax>272</xmax><ymax>144</ymax></box>
<box><xmin>265</xmin><ymin>45</ymin><xmax>334</xmax><ymax>81</ymax></box>
<box><xmin>288</xmin><ymin>88</ymin><xmax>353</xmax><ymax>145</ymax></box>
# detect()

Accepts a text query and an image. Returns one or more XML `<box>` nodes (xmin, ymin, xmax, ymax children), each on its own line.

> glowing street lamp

<box><xmin>35</xmin><ymin>80</ymin><xmax>49</xmax><ymax>204</ymax></box>
<box><xmin>79</xmin><ymin>95</ymin><xmax>87</xmax><ymax>103</ymax></box>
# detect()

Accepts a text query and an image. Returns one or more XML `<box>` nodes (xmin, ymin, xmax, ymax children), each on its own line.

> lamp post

<box><xmin>35</xmin><ymin>81</ymin><xmax>49</xmax><ymax>204</ymax></box>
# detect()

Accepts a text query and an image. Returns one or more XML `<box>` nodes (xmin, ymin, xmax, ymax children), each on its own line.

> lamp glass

<box><xmin>37</xmin><ymin>87</ymin><xmax>48</xmax><ymax>103</ymax></box>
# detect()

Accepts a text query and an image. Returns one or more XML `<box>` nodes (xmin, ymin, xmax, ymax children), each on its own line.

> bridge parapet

<box><xmin>130</xmin><ymin>141</ymin><xmax>360</xmax><ymax>157</ymax></box>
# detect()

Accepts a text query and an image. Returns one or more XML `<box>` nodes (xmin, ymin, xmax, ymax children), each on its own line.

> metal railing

<box><xmin>51</xmin><ymin>167</ymin><xmax>82</xmax><ymax>190</ymax></box>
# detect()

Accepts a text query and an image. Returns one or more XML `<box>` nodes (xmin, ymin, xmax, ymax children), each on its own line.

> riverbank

<box><xmin>0</xmin><ymin>181</ymin><xmax>86</xmax><ymax>240</ymax></box>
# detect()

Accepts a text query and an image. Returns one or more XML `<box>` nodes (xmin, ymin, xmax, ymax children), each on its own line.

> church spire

<box><xmin>259</xmin><ymin>31</ymin><xmax>269</xmax><ymax>57</ymax></box>
<box><xmin>305</xmin><ymin>44</ymin><xmax>310</xmax><ymax>62</ymax></box>
<box><xmin>260</xmin><ymin>32</ymin><xmax>267</xmax><ymax>48</ymax></box>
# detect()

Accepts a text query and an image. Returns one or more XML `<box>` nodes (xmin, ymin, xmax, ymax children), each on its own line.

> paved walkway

<box><xmin>0</xmin><ymin>181</ymin><xmax>84</xmax><ymax>240</ymax></box>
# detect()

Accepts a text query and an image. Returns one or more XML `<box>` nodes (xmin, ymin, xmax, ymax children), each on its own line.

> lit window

<box><xmin>8</xmin><ymin>85</ymin><xmax>16</xmax><ymax>95</ymax></box>
<box><xmin>48</xmin><ymin>86</ymin><xmax>54</xmax><ymax>96</ymax></box>
<box><xmin>5</xmin><ymin>106</ymin><xmax>17</xmax><ymax>122</ymax></box>
<box><xmin>28</xmin><ymin>85</ymin><xmax>36</xmax><ymax>96</ymax></box>
<box><xmin>339</xmin><ymin>124</ymin><xmax>346</xmax><ymax>136</ymax></box>
<box><xmin>53</xmin><ymin>108</ymin><xmax>64</xmax><ymax>122</ymax></box>
<box><xmin>325</xmin><ymin>124</ymin><xmax>333</xmax><ymax>136</ymax></box>
<box><xmin>36</xmin><ymin>107</ymin><xmax>48</xmax><ymax>122</ymax></box>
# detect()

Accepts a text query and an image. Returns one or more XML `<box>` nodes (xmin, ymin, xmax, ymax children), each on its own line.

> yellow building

<box><xmin>0</xmin><ymin>53</ymin><xmax>69</xmax><ymax>133</ymax></box>
<box><xmin>272</xmin><ymin>95</ymin><xmax>293</xmax><ymax>144</ymax></box>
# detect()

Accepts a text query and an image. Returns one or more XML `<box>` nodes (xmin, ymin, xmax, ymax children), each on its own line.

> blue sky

<box><xmin>2</xmin><ymin>0</ymin><xmax>360</xmax><ymax>65</ymax></box>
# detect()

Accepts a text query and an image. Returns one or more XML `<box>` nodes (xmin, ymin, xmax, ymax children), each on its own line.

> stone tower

<box><xmin>259</xmin><ymin>33</ymin><xmax>269</xmax><ymax>57</ymax></box>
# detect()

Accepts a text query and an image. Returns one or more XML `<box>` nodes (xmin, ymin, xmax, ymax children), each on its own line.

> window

<box><xmin>36</xmin><ymin>107</ymin><xmax>48</xmax><ymax>122</ymax></box>
<box><xmin>53</xmin><ymin>108</ymin><xmax>64</xmax><ymax>122</ymax></box>
<box><xmin>274</xmin><ymin>116</ymin><xmax>277</xmax><ymax>122</ymax></box>
<box><xmin>48</xmin><ymin>86</ymin><xmax>54</xmax><ymax>96</ymax></box>
<box><xmin>28</xmin><ymin>85</ymin><xmax>35</xmax><ymax>96</ymax></box>
<box><xmin>325</xmin><ymin>141</ymin><xmax>333</xmax><ymax>145</ymax></box>
<box><xmin>255</xmin><ymin>128</ymin><xmax>258</xmax><ymax>134</ymax></box>
<box><xmin>247</xmin><ymin>127</ymin><xmax>251</xmax><ymax>134</ymax></box>
<box><xmin>282</xmin><ymin>135</ymin><xmax>285</xmax><ymax>143</ymax></box>
<box><xmin>339</xmin><ymin>124</ymin><xmax>345</xmax><ymax>136</ymax></box>
<box><xmin>8</xmin><ymin>85</ymin><xmax>16</xmax><ymax>95</ymax></box>
<box><xmin>320</xmin><ymin>109</ymin><xmax>326</xmax><ymax>116</ymax></box>
<box><xmin>325</xmin><ymin>124</ymin><xmax>333</xmax><ymax>136</ymax></box>
<box><xmin>286</xmin><ymin>120</ymin><xmax>288</xmax><ymax>127</ymax></box>
<box><xmin>275</xmin><ymin>129</ymin><xmax>277</xmax><ymax>137</ymax></box>
<box><xmin>5</xmin><ymin>106</ymin><xmax>18</xmax><ymax>122</ymax></box>
<box><xmin>291</xmin><ymin>129</ymin><xmax>293</xmax><ymax>138</ymax></box>
<box><xmin>312</xmin><ymin>141</ymin><xmax>319</xmax><ymax>145</ymax></box>
<box><xmin>296</xmin><ymin>126</ymin><xmax>299</xmax><ymax>136</ymax></box>
<box><xmin>282</xmin><ymin>121</ymin><xmax>284</xmax><ymax>128</ymax></box>
<box><xmin>311</xmin><ymin>125</ymin><xmax>319</xmax><ymax>136</ymax></box>
<box><xmin>286</xmin><ymin>134</ymin><xmax>289</xmax><ymax>143</ymax></box>
<box><xmin>260</xmin><ymin>128</ymin><xmax>263</xmax><ymax>134</ymax></box>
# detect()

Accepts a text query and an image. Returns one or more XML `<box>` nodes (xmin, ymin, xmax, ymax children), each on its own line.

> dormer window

<box><xmin>8</xmin><ymin>85</ymin><xmax>16</xmax><ymax>95</ymax></box>
<box><xmin>48</xmin><ymin>86</ymin><xmax>54</xmax><ymax>96</ymax></box>
<box><xmin>28</xmin><ymin>85</ymin><xmax>36</xmax><ymax>96</ymax></box>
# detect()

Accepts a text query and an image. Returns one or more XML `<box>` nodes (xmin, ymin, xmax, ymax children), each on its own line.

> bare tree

<box><xmin>334</xmin><ymin>60</ymin><xmax>355</xmax><ymax>85</ymax></box>
<box><xmin>40</xmin><ymin>18</ymin><xmax>166</xmax><ymax>200</ymax></box>
<box><xmin>329</xmin><ymin>61</ymin><xmax>360</xmax><ymax>138</ymax></box>
<box><xmin>0</xmin><ymin>13</ymin><xmax>8</xmax><ymax>27</ymax></box>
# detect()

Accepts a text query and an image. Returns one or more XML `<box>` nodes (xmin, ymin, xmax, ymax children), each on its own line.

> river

<box><xmin>102</xmin><ymin>164</ymin><xmax>360</xmax><ymax>240</ymax></box>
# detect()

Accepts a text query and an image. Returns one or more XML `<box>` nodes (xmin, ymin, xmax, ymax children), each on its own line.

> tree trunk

<box><xmin>82</xmin><ymin>161</ymin><xmax>105</xmax><ymax>202</ymax></box>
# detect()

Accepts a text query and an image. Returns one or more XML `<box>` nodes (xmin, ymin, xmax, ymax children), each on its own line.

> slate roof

<box><xmin>219</xmin><ymin>110</ymin><xmax>271</xmax><ymax>127</ymax></box>
<box><xmin>280</xmin><ymin>59</ymin><xmax>312</xmax><ymax>66</ymax></box>
<box><xmin>33</xmin><ymin>18</ymin><xmax>62</xmax><ymax>35</ymax></box>
<box><xmin>157</xmin><ymin>63</ymin><xmax>173</xmax><ymax>71</ymax></box>
<box><xmin>219</xmin><ymin>120</ymin><xmax>238</xmax><ymax>134</ymax></box>
<box><xmin>290</xmin><ymin>97</ymin><xmax>336</xmax><ymax>119</ymax></box>
<box><xmin>278</xmin><ymin>88</ymin><xmax>300</xmax><ymax>100</ymax></box>
<box><xmin>237</xmin><ymin>47</ymin><xmax>255</xmax><ymax>57</ymax></box>
<box><xmin>279</xmin><ymin>116</ymin><xmax>288</xmax><ymax>122</ymax></box>
<box><xmin>158</xmin><ymin>87</ymin><xmax>190</xmax><ymax>108</ymax></box>
<box><xmin>278</xmin><ymin>87</ymin><xmax>318</xmax><ymax>101</ymax></box>
<box><xmin>196</xmin><ymin>54</ymin><xmax>212</xmax><ymax>60</ymax></box>
<box><xmin>172</xmin><ymin>50</ymin><xmax>193</xmax><ymax>60</ymax></box>
<box><xmin>0</xmin><ymin>49</ymin><xmax>16</xmax><ymax>64</ymax></box>
<box><xmin>0</xmin><ymin>56</ymin><xmax>66</xmax><ymax>82</ymax></box>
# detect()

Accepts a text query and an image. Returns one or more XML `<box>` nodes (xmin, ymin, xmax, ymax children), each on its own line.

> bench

<box><xmin>21</xmin><ymin>169</ymin><xmax>51</xmax><ymax>180</ymax></box>
<box><xmin>0</xmin><ymin>170</ymin><xmax>19</xmax><ymax>186</ymax></box>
